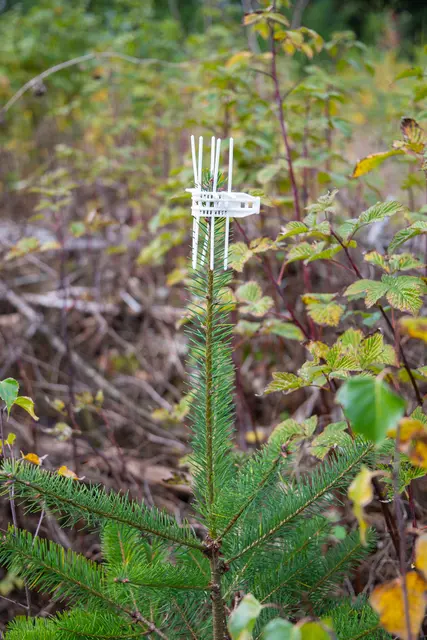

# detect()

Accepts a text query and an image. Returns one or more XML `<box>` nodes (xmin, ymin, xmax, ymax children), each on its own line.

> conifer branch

<box><xmin>215</xmin><ymin>455</ymin><xmax>282</xmax><ymax>543</ymax></box>
<box><xmin>0</xmin><ymin>529</ymin><xmax>168</xmax><ymax>639</ymax></box>
<box><xmin>172</xmin><ymin>598</ymin><xmax>200</xmax><ymax>640</ymax></box>
<box><xmin>260</xmin><ymin>522</ymin><xmax>328</xmax><ymax>603</ymax></box>
<box><xmin>348</xmin><ymin>626</ymin><xmax>382</xmax><ymax>640</ymax></box>
<box><xmin>225</xmin><ymin>443</ymin><xmax>373</xmax><ymax>564</ymax></box>
<box><xmin>0</xmin><ymin>466</ymin><xmax>204</xmax><ymax>551</ymax></box>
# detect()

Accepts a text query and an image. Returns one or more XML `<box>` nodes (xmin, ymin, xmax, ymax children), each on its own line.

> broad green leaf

<box><xmin>299</xmin><ymin>621</ymin><xmax>333</xmax><ymax>639</ymax></box>
<box><xmin>352</xmin><ymin>150</ymin><xmax>404</xmax><ymax>178</ymax></box>
<box><xmin>358</xmin><ymin>201</ymin><xmax>407</xmax><ymax>226</ymax></box>
<box><xmin>302</xmin><ymin>293</ymin><xmax>344</xmax><ymax>327</ymax></box>
<box><xmin>286</xmin><ymin>242</ymin><xmax>315</xmax><ymax>264</ymax></box>
<box><xmin>383</xmin><ymin>275</ymin><xmax>427</xmax><ymax>314</ymax></box>
<box><xmin>250</xmin><ymin>237</ymin><xmax>276</xmax><ymax>254</ymax></box>
<box><xmin>243</xmin><ymin>297</ymin><xmax>274</xmax><ymax>317</ymax></box>
<box><xmin>5</xmin><ymin>433</ymin><xmax>16</xmax><ymax>446</ymax></box>
<box><xmin>229</xmin><ymin>242</ymin><xmax>253</xmax><ymax>272</ymax></box>
<box><xmin>0</xmin><ymin>378</ymin><xmax>19</xmax><ymax>415</ymax></box>
<box><xmin>264</xmin><ymin>372</ymin><xmax>305</xmax><ymax>395</ymax></box>
<box><xmin>262</xmin><ymin>319</ymin><xmax>304</xmax><ymax>341</ymax></box>
<box><xmin>228</xmin><ymin>594</ymin><xmax>262</xmax><ymax>640</ymax></box>
<box><xmin>14</xmin><ymin>396</ymin><xmax>39</xmax><ymax>421</ymax></box>
<box><xmin>389</xmin><ymin>220</ymin><xmax>427</xmax><ymax>252</ymax></box>
<box><xmin>388</xmin><ymin>253</ymin><xmax>423</xmax><ymax>272</ymax></box>
<box><xmin>364</xmin><ymin>251</ymin><xmax>387</xmax><ymax>271</ymax></box>
<box><xmin>236</xmin><ymin>282</ymin><xmax>262</xmax><ymax>303</ymax></box>
<box><xmin>236</xmin><ymin>282</ymin><xmax>273</xmax><ymax>317</ymax></box>
<box><xmin>311</xmin><ymin>421</ymin><xmax>352</xmax><ymax>459</ymax></box>
<box><xmin>262</xmin><ymin>619</ymin><xmax>300</xmax><ymax>640</ymax></box>
<box><xmin>306</xmin><ymin>243</ymin><xmax>343</xmax><ymax>262</ymax></box>
<box><xmin>270</xmin><ymin>416</ymin><xmax>318</xmax><ymax>450</ymax></box>
<box><xmin>305</xmin><ymin>190</ymin><xmax>338</xmax><ymax>215</ymax></box>
<box><xmin>337</xmin><ymin>376</ymin><xmax>406</xmax><ymax>443</ymax></box>
<box><xmin>278</xmin><ymin>221</ymin><xmax>309</xmax><ymax>240</ymax></box>
<box><xmin>344</xmin><ymin>279</ymin><xmax>389</xmax><ymax>307</ymax></box>
<box><xmin>69</xmin><ymin>221</ymin><xmax>86</xmax><ymax>237</ymax></box>
<box><xmin>5</xmin><ymin>237</ymin><xmax>40</xmax><ymax>261</ymax></box>
<box><xmin>395</xmin><ymin>67</ymin><xmax>423</xmax><ymax>80</ymax></box>
<box><xmin>234</xmin><ymin>320</ymin><xmax>261</xmax><ymax>338</ymax></box>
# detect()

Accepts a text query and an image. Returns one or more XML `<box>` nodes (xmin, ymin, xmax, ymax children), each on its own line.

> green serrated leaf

<box><xmin>229</xmin><ymin>242</ymin><xmax>253</xmax><ymax>272</ymax></box>
<box><xmin>264</xmin><ymin>372</ymin><xmax>305</xmax><ymax>395</ymax></box>
<box><xmin>262</xmin><ymin>319</ymin><xmax>304</xmax><ymax>340</ymax></box>
<box><xmin>311</xmin><ymin>422</ymin><xmax>352</xmax><ymax>459</ymax></box>
<box><xmin>236</xmin><ymin>282</ymin><xmax>262</xmax><ymax>303</ymax></box>
<box><xmin>389</xmin><ymin>220</ymin><xmax>427</xmax><ymax>252</ymax></box>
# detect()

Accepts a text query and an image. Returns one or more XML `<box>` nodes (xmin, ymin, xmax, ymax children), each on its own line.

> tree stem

<box><xmin>210</xmin><ymin>553</ymin><xmax>227</xmax><ymax>640</ymax></box>
<box><xmin>206</xmin><ymin>267</ymin><xmax>215</xmax><ymax>525</ymax></box>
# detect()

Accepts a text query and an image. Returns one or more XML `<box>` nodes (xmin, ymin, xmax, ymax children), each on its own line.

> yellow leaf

<box><xmin>57</xmin><ymin>465</ymin><xmax>82</xmax><ymax>480</ymax></box>
<box><xmin>352</xmin><ymin>150</ymin><xmax>404</xmax><ymax>178</ymax></box>
<box><xmin>14</xmin><ymin>396</ymin><xmax>39</xmax><ymax>421</ymax></box>
<box><xmin>348</xmin><ymin>466</ymin><xmax>377</xmax><ymax>545</ymax></box>
<box><xmin>394</xmin><ymin>418</ymin><xmax>427</xmax><ymax>468</ymax></box>
<box><xmin>21</xmin><ymin>452</ymin><xmax>41</xmax><ymax>465</ymax></box>
<box><xmin>415</xmin><ymin>533</ymin><xmax>427</xmax><ymax>580</ymax></box>
<box><xmin>245</xmin><ymin>429</ymin><xmax>268</xmax><ymax>444</ymax></box>
<box><xmin>91</xmin><ymin>88</ymin><xmax>109</xmax><ymax>103</ymax></box>
<box><xmin>225</xmin><ymin>51</ymin><xmax>252</xmax><ymax>68</ymax></box>
<box><xmin>400</xmin><ymin>317</ymin><xmax>427</xmax><ymax>342</ymax></box>
<box><xmin>370</xmin><ymin>571</ymin><xmax>427</xmax><ymax>640</ymax></box>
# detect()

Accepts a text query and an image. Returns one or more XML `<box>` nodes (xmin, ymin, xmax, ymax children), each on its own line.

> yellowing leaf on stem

<box><xmin>400</xmin><ymin>317</ymin><xmax>427</xmax><ymax>343</ymax></box>
<box><xmin>415</xmin><ymin>533</ymin><xmax>427</xmax><ymax>580</ymax></box>
<box><xmin>348</xmin><ymin>466</ymin><xmax>381</xmax><ymax>545</ymax></box>
<box><xmin>393</xmin><ymin>418</ymin><xmax>427</xmax><ymax>468</ymax></box>
<box><xmin>225</xmin><ymin>51</ymin><xmax>252</xmax><ymax>68</ymax></box>
<box><xmin>57</xmin><ymin>465</ymin><xmax>83</xmax><ymax>480</ymax></box>
<box><xmin>14</xmin><ymin>396</ymin><xmax>39</xmax><ymax>421</ymax></box>
<box><xmin>352</xmin><ymin>150</ymin><xmax>404</xmax><ymax>178</ymax></box>
<box><xmin>21</xmin><ymin>452</ymin><xmax>42</xmax><ymax>465</ymax></box>
<box><xmin>370</xmin><ymin>571</ymin><xmax>427</xmax><ymax>640</ymax></box>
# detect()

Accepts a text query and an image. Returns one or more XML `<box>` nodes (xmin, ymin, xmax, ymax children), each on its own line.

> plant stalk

<box><xmin>205</xmin><ymin>266</ymin><xmax>215</xmax><ymax>525</ymax></box>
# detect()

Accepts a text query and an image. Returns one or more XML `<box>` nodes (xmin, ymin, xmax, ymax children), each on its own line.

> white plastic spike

<box><xmin>210</xmin><ymin>136</ymin><xmax>215</xmax><ymax>178</ymax></box>
<box><xmin>212</xmin><ymin>138</ymin><xmax>221</xmax><ymax>192</ymax></box>
<box><xmin>224</xmin><ymin>216</ymin><xmax>230</xmax><ymax>270</ymax></box>
<box><xmin>228</xmin><ymin>137</ymin><xmax>233</xmax><ymax>193</ymax></box>
<box><xmin>190</xmin><ymin>135</ymin><xmax>198</xmax><ymax>187</ymax></box>
<box><xmin>197</xmin><ymin>136</ymin><xmax>203</xmax><ymax>187</ymax></box>
<box><xmin>223</xmin><ymin>138</ymin><xmax>233</xmax><ymax>270</ymax></box>
<box><xmin>192</xmin><ymin>217</ymin><xmax>199</xmax><ymax>269</ymax></box>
